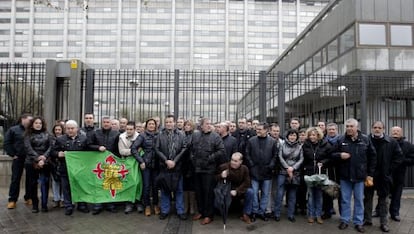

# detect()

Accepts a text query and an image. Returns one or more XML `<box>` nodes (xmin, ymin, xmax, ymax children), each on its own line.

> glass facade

<box><xmin>0</xmin><ymin>0</ymin><xmax>328</xmax><ymax>70</ymax></box>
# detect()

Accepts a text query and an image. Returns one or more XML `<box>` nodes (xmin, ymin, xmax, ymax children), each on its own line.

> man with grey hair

<box><xmin>51</xmin><ymin>120</ymin><xmax>90</xmax><ymax>216</ymax></box>
<box><xmin>364</xmin><ymin>121</ymin><xmax>403</xmax><ymax>232</ymax></box>
<box><xmin>333</xmin><ymin>118</ymin><xmax>376</xmax><ymax>233</ymax></box>
<box><xmin>119</xmin><ymin>117</ymin><xmax>128</xmax><ymax>133</ymax></box>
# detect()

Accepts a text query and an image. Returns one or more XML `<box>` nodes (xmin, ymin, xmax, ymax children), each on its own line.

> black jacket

<box><xmin>302</xmin><ymin>139</ymin><xmax>334</xmax><ymax>176</ymax></box>
<box><xmin>369</xmin><ymin>134</ymin><xmax>403</xmax><ymax>196</ymax></box>
<box><xmin>333</xmin><ymin>131</ymin><xmax>377</xmax><ymax>182</ymax></box>
<box><xmin>221</xmin><ymin>134</ymin><xmax>238</xmax><ymax>164</ymax></box>
<box><xmin>3</xmin><ymin>124</ymin><xmax>26</xmax><ymax>158</ymax></box>
<box><xmin>131</xmin><ymin>130</ymin><xmax>157</xmax><ymax>168</ymax></box>
<box><xmin>232</xmin><ymin>128</ymin><xmax>255</xmax><ymax>157</ymax></box>
<box><xmin>88</xmin><ymin>128</ymin><xmax>120</xmax><ymax>156</ymax></box>
<box><xmin>393</xmin><ymin>137</ymin><xmax>414</xmax><ymax>182</ymax></box>
<box><xmin>51</xmin><ymin>134</ymin><xmax>90</xmax><ymax>174</ymax></box>
<box><xmin>154</xmin><ymin>129</ymin><xmax>187</xmax><ymax>172</ymax></box>
<box><xmin>24</xmin><ymin>131</ymin><xmax>54</xmax><ymax>165</ymax></box>
<box><xmin>190</xmin><ymin>131</ymin><xmax>225</xmax><ymax>174</ymax></box>
<box><xmin>245</xmin><ymin>135</ymin><xmax>278</xmax><ymax>180</ymax></box>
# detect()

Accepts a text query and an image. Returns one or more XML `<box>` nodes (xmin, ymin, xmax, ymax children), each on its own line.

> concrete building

<box><xmin>0</xmin><ymin>0</ymin><xmax>329</xmax><ymax>70</ymax></box>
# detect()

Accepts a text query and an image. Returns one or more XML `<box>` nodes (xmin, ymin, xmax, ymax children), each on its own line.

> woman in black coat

<box><xmin>302</xmin><ymin>127</ymin><xmax>333</xmax><ymax>224</ymax></box>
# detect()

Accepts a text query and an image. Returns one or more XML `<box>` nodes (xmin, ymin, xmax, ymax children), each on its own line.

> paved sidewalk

<box><xmin>0</xmin><ymin>187</ymin><xmax>413</xmax><ymax>234</ymax></box>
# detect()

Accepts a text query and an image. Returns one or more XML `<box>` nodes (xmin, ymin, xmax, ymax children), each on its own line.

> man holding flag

<box><xmin>51</xmin><ymin>120</ymin><xmax>90</xmax><ymax>216</ymax></box>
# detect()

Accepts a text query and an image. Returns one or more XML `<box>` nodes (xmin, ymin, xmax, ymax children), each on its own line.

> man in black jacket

<box><xmin>190</xmin><ymin>117</ymin><xmax>225</xmax><ymax>225</ymax></box>
<box><xmin>51</xmin><ymin>120</ymin><xmax>90</xmax><ymax>215</ymax></box>
<box><xmin>4</xmin><ymin>113</ymin><xmax>33</xmax><ymax>209</ymax></box>
<box><xmin>154</xmin><ymin>115</ymin><xmax>187</xmax><ymax>220</ymax></box>
<box><xmin>389</xmin><ymin>126</ymin><xmax>414</xmax><ymax>222</ymax></box>
<box><xmin>218</xmin><ymin>122</ymin><xmax>238</xmax><ymax>164</ymax></box>
<box><xmin>334</xmin><ymin>118</ymin><xmax>376</xmax><ymax>233</ymax></box>
<box><xmin>232</xmin><ymin>118</ymin><xmax>255</xmax><ymax>160</ymax></box>
<box><xmin>364</xmin><ymin>121</ymin><xmax>403</xmax><ymax>233</ymax></box>
<box><xmin>245</xmin><ymin>122</ymin><xmax>278</xmax><ymax>222</ymax></box>
<box><xmin>88</xmin><ymin>116</ymin><xmax>120</xmax><ymax>214</ymax></box>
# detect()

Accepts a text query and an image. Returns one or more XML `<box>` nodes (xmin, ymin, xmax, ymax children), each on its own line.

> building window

<box><xmin>359</xmin><ymin>23</ymin><xmax>386</xmax><ymax>46</ymax></box>
<box><xmin>327</xmin><ymin>39</ymin><xmax>338</xmax><ymax>62</ymax></box>
<box><xmin>339</xmin><ymin>25</ymin><xmax>355</xmax><ymax>53</ymax></box>
<box><xmin>390</xmin><ymin>25</ymin><xmax>413</xmax><ymax>46</ymax></box>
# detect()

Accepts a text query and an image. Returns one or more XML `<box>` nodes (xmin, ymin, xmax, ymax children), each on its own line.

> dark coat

<box><xmin>154</xmin><ymin>129</ymin><xmax>187</xmax><ymax>172</ymax></box>
<box><xmin>232</xmin><ymin>128</ymin><xmax>255</xmax><ymax>158</ymax></box>
<box><xmin>221</xmin><ymin>134</ymin><xmax>238</xmax><ymax>164</ymax></box>
<box><xmin>3</xmin><ymin>124</ymin><xmax>26</xmax><ymax>158</ymax></box>
<box><xmin>393</xmin><ymin>137</ymin><xmax>414</xmax><ymax>183</ymax></box>
<box><xmin>190</xmin><ymin>131</ymin><xmax>225</xmax><ymax>174</ymax></box>
<box><xmin>88</xmin><ymin>128</ymin><xmax>120</xmax><ymax>156</ymax></box>
<box><xmin>217</xmin><ymin>162</ymin><xmax>251</xmax><ymax>195</ymax></box>
<box><xmin>369</xmin><ymin>134</ymin><xmax>403</xmax><ymax>196</ymax></box>
<box><xmin>131</xmin><ymin>130</ymin><xmax>157</xmax><ymax>168</ymax></box>
<box><xmin>24</xmin><ymin>131</ymin><xmax>54</xmax><ymax>165</ymax></box>
<box><xmin>302</xmin><ymin>139</ymin><xmax>334</xmax><ymax>176</ymax></box>
<box><xmin>332</xmin><ymin>131</ymin><xmax>377</xmax><ymax>182</ymax></box>
<box><xmin>245</xmin><ymin>135</ymin><xmax>278</xmax><ymax>181</ymax></box>
<box><xmin>51</xmin><ymin>133</ymin><xmax>89</xmax><ymax>174</ymax></box>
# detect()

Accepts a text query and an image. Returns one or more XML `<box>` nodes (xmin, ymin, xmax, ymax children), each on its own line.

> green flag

<box><xmin>65</xmin><ymin>151</ymin><xmax>142</xmax><ymax>203</ymax></box>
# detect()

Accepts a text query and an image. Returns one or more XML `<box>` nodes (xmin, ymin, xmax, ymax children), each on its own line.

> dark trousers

<box><xmin>25</xmin><ymin>164</ymin><xmax>38</xmax><ymax>209</ymax></box>
<box><xmin>390</xmin><ymin>170</ymin><xmax>406</xmax><ymax>217</ymax></box>
<box><xmin>60</xmin><ymin>169</ymin><xmax>73</xmax><ymax>210</ymax></box>
<box><xmin>8</xmin><ymin>157</ymin><xmax>29</xmax><ymax>202</ymax></box>
<box><xmin>194</xmin><ymin>173</ymin><xmax>216</xmax><ymax>218</ymax></box>
<box><xmin>142</xmin><ymin>168</ymin><xmax>159</xmax><ymax>207</ymax></box>
<box><xmin>364</xmin><ymin>186</ymin><xmax>388</xmax><ymax>225</ymax></box>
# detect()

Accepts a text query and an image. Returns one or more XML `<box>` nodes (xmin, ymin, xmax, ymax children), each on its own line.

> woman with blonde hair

<box><xmin>302</xmin><ymin>127</ymin><xmax>334</xmax><ymax>224</ymax></box>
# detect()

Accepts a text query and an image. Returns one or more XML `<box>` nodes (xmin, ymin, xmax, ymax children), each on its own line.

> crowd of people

<box><xmin>3</xmin><ymin>113</ymin><xmax>414</xmax><ymax>233</ymax></box>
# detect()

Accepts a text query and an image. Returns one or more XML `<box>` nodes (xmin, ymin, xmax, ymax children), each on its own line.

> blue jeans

<box><xmin>307</xmin><ymin>186</ymin><xmax>323</xmax><ymax>218</ymax></box>
<box><xmin>243</xmin><ymin>188</ymin><xmax>254</xmax><ymax>215</ymax></box>
<box><xmin>274</xmin><ymin>174</ymin><xmax>297</xmax><ymax>218</ymax></box>
<box><xmin>340</xmin><ymin>179</ymin><xmax>364</xmax><ymax>225</ymax></box>
<box><xmin>160</xmin><ymin>176</ymin><xmax>184</xmax><ymax>215</ymax></box>
<box><xmin>39</xmin><ymin>172</ymin><xmax>50</xmax><ymax>209</ymax></box>
<box><xmin>51</xmin><ymin>176</ymin><xmax>62</xmax><ymax>202</ymax></box>
<box><xmin>251</xmin><ymin>179</ymin><xmax>271</xmax><ymax>215</ymax></box>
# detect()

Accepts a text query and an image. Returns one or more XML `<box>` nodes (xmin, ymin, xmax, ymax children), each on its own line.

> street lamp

<box><xmin>337</xmin><ymin>85</ymin><xmax>348</xmax><ymax>131</ymax></box>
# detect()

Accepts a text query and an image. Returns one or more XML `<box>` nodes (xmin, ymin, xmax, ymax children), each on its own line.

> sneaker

<box><xmin>137</xmin><ymin>203</ymin><xmax>144</xmax><ymax>213</ymax></box>
<box><xmin>7</xmin><ymin>201</ymin><xmax>16</xmax><ymax>209</ymax></box>
<box><xmin>124</xmin><ymin>204</ymin><xmax>134</xmax><ymax>214</ymax></box>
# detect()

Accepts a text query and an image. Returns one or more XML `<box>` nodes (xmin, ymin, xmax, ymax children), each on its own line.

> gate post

<box><xmin>259</xmin><ymin>71</ymin><xmax>267</xmax><ymax>122</ymax></box>
<box><xmin>360</xmin><ymin>74</ymin><xmax>367</xmax><ymax>134</ymax></box>
<box><xmin>277</xmin><ymin>71</ymin><xmax>285</xmax><ymax>136</ymax></box>
<box><xmin>174</xmin><ymin>69</ymin><xmax>179</xmax><ymax>120</ymax></box>
<box><xmin>44</xmin><ymin>60</ymin><xmax>58</xmax><ymax>132</ymax></box>
<box><xmin>84</xmin><ymin>69</ymin><xmax>95</xmax><ymax>117</ymax></box>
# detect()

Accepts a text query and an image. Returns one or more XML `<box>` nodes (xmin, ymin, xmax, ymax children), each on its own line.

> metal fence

<box><xmin>0</xmin><ymin>63</ymin><xmax>45</xmax><ymax>130</ymax></box>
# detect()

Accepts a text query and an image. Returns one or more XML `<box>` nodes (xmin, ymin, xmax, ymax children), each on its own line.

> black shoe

<box><xmin>92</xmin><ymin>209</ymin><xmax>102</xmax><ymax>215</ymax></box>
<box><xmin>372</xmin><ymin>211</ymin><xmax>379</xmax><ymax>217</ymax></box>
<box><xmin>65</xmin><ymin>209</ymin><xmax>73</xmax><ymax>216</ymax></box>
<box><xmin>321</xmin><ymin>214</ymin><xmax>332</xmax><ymax>220</ymax></box>
<box><xmin>338</xmin><ymin>222</ymin><xmax>348</xmax><ymax>230</ymax></box>
<box><xmin>363</xmin><ymin>221</ymin><xmax>372</xmax><ymax>226</ymax></box>
<box><xmin>77</xmin><ymin>207</ymin><xmax>90</xmax><ymax>213</ymax></box>
<box><xmin>159</xmin><ymin>213</ymin><xmax>168</xmax><ymax>220</ymax></box>
<box><xmin>380</xmin><ymin>224</ymin><xmax>390</xmax><ymax>232</ymax></box>
<box><xmin>178</xmin><ymin>214</ymin><xmax>188</xmax><ymax>220</ymax></box>
<box><xmin>354</xmin><ymin>225</ymin><xmax>365</xmax><ymax>233</ymax></box>
<box><xmin>106</xmin><ymin>207</ymin><xmax>117</xmax><ymax>213</ymax></box>
<box><xmin>41</xmin><ymin>208</ymin><xmax>48</xmax><ymax>213</ymax></box>
<box><xmin>137</xmin><ymin>204</ymin><xmax>144</xmax><ymax>213</ymax></box>
<box><xmin>32</xmin><ymin>209</ymin><xmax>39</xmax><ymax>213</ymax></box>
<box><xmin>274</xmin><ymin>216</ymin><xmax>280</xmax><ymax>222</ymax></box>
<box><xmin>124</xmin><ymin>204</ymin><xmax>134</xmax><ymax>214</ymax></box>
<box><xmin>265</xmin><ymin>212</ymin><xmax>274</xmax><ymax>218</ymax></box>
<box><xmin>288</xmin><ymin>216</ymin><xmax>296</xmax><ymax>223</ymax></box>
<box><xmin>391</xmin><ymin>215</ymin><xmax>401</xmax><ymax>222</ymax></box>
<box><xmin>260</xmin><ymin>214</ymin><xmax>269</xmax><ymax>221</ymax></box>
<box><xmin>250</xmin><ymin>214</ymin><xmax>256</xmax><ymax>222</ymax></box>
